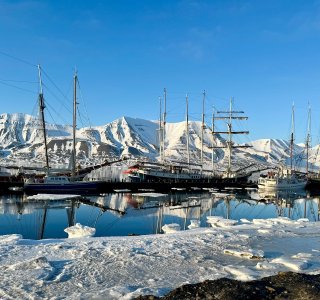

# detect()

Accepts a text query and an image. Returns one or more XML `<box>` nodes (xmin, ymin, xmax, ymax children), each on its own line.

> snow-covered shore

<box><xmin>0</xmin><ymin>217</ymin><xmax>320</xmax><ymax>299</ymax></box>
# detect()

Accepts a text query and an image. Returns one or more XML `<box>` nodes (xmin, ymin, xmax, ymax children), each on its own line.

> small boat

<box><xmin>258</xmin><ymin>105</ymin><xmax>307</xmax><ymax>192</ymax></box>
<box><xmin>24</xmin><ymin>175</ymin><xmax>103</xmax><ymax>194</ymax></box>
<box><xmin>258</xmin><ymin>169</ymin><xmax>306</xmax><ymax>191</ymax></box>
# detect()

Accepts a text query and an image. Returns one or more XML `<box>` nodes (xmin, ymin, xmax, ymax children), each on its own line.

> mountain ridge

<box><xmin>0</xmin><ymin>113</ymin><xmax>315</xmax><ymax>172</ymax></box>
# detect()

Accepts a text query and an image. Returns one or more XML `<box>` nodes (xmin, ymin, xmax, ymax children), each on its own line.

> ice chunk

<box><xmin>162</xmin><ymin>223</ymin><xmax>181</xmax><ymax>234</ymax></box>
<box><xmin>271</xmin><ymin>257</ymin><xmax>309</xmax><ymax>271</ymax></box>
<box><xmin>224</xmin><ymin>266</ymin><xmax>257</xmax><ymax>281</ymax></box>
<box><xmin>207</xmin><ymin>216</ymin><xmax>237</xmax><ymax>227</ymax></box>
<box><xmin>224</xmin><ymin>248</ymin><xmax>264</xmax><ymax>259</ymax></box>
<box><xmin>0</xmin><ymin>234</ymin><xmax>22</xmax><ymax>244</ymax></box>
<box><xmin>64</xmin><ymin>223</ymin><xmax>95</xmax><ymax>238</ymax></box>
<box><xmin>188</xmin><ymin>219</ymin><xmax>200</xmax><ymax>229</ymax></box>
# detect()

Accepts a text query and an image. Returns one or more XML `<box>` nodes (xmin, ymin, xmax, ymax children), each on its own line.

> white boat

<box><xmin>258</xmin><ymin>105</ymin><xmax>307</xmax><ymax>191</ymax></box>
<box><xmin>258</xmin><ymin>169</ymin><xmax>306</xmax><ymax>191</ymax></box>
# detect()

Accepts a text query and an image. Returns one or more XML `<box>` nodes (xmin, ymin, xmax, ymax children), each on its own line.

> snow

<box><xmin>0</xmin><ymin>217</ymin><xmax>320</xmax><ymax>299</ymax></box>
<box><xmin>27</xmin><ymin>194</ymin><xmax>82</xmax><ymax>201</ymax></box>
<box><xmin>133</xmin><ymin>193</ymin><xmax>167</xmax><ymax>198</ymax></box>
<box><xmin>2</xmin><ymin>113</ymin><xmax>319</xmax><ymax>174</ymax></box>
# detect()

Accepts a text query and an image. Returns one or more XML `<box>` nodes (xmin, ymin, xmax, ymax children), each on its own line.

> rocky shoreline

<box><xmin>135</xmin><ymin>272</ymin><xmax>320</xmax><ymax>300</ymax></box>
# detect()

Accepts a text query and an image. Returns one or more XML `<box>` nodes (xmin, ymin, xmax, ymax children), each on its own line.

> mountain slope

<box><xmin>0</xmin><ymin>113</ymin><xmax>314</xmax><ymax>172</ymax></box>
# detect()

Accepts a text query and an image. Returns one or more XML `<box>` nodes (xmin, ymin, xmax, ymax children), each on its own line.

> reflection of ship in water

<box><xmin>120</xmin><ymin>192</ymin><xmax>214</xmax><ymax>233</ymax></box>
<box><xmin>0</xmin><ymin>194</ymin><xmax>76</xmax><ymax>239</ymax></box>
<box><xmin>253</xmin><ymin>189</ymin><xmax>307</xmax><ymax>202</ymax></box>
<box><xmin>1</xmin><ymin>191</ymin><xmax>319</xmax><ymax>239</ymax></box>
<box><xmin>249</xmin><ymin>189</ymin><xmax>320</xmax><ymax>221</ymax></box>
<box><xmin>207</xmin><ymin>189</ymin><xmax>320</xmax><ymax>222</ymax></box>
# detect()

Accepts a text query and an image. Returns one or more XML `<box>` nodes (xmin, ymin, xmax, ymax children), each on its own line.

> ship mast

<box><xmin>290</xmin><ymin>104</ymin><xmax>295</xmax><ymax>171</ymax></box>
<box><xmin>186</xmin><ymin>94</ymin><xmax>190</xmax><ymax>166</ymax></box>
<box><xmin>71</xmin><ymin>71</ymin><xmax>78</xmax><ymax>178</ymax></box>
<box><xmin>211</xmin><ymin>108</ymin><xmax>215</xmax><ymax>172</ymax></box>
<box><xmin>162</xmin><ymin>88</ymin><xmax>167</xmax><ymax>162</ymax></box>
<box><xmin>158</xmin><ymin>96</ymin><xmax>163</xmax><ymax>163</ymax></box>
<box><xmin>201</xmin><ymin>90</ymin><xmax>206</xmax><ymax>168</ymax></box>
<box><xmin>212</xmin><ymin>98</ymin><xmax>250</xmax><ymax>178</ymax></box>
<box><xmin>37</xmin><ymin>65</ymin><xmax>50</xmax><ymax>175</ymax></box>
<box><xmin>305</xmin><ymin>104</ymin><xmax>311</xmax><ymax>175</ymax></box>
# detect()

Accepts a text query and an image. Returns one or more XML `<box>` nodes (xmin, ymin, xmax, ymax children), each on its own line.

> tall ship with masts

<box><xmin>125</xmin><ymin>92</ymin><xmax>256</xmax><ymax>184</ymax></box>
<box><xmin>211</xmin><ymin>98</ymin><xmax>255</xmax><ymax>182</ymax></box>
<box><xmin>24</xmin><ymin>66</ymin><xmax>104</xmax><ymax>194</ymax></box>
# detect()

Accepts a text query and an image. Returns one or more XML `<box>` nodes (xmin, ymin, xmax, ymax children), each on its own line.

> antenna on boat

<box><xmin>186</xmin><ymin>94</ymin><xmax>190</xmax><ymax>167</ymax></box>
<box><xmin>37</xmin><ymin>64</ymin><xmax>50</xmax><ymax>175</ymax></box>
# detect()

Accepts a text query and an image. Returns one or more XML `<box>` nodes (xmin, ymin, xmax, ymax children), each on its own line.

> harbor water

<box><xmin>0</xmin><ymin>189</ymin><xmax>319</xmax><ymax>240</ymax></box>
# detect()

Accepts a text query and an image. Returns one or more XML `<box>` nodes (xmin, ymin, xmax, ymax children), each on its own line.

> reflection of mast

<box><xmin>225</xmin><ymin>198</ymin><xmax>230</xmax><ymax>219</ymax></box>
<box><xmin>66</xmin><ymin>200</ymin><xmax>76</xmax><ymax>227</ymax></box>
<box><xmin>184</xmin><ymin>200</ymin><xmax>190</xmax><ymax>230</ymax></box>
<box><xmin>156</xmin><ymin>204</ymin><xmax>163</xmax><ymax>234</ymax></box>
<box><xmin>39</xmin><ymin>205</ymin><xmax>48</xmax><ymax>240</ymax></box>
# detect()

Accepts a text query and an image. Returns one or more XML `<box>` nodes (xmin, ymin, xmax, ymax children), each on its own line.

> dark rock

<box><xmin>134</xmin><ymin>272</ymin><xmax>320</xmax><ymax>300</ymax></box>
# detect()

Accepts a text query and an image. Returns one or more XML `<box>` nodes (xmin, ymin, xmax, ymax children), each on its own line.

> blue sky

<box><xmin>1</xmin><ymin>0</ymin><xmax>320</xmax><ymax>143</ymax></box>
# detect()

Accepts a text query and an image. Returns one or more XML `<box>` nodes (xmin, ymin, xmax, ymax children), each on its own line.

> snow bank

<box><xmin>0</xmin><ymin>217</ymin><xmax>320</xmax><ymax>299</ymax></box>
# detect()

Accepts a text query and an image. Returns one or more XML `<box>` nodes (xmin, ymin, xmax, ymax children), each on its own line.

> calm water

<box><xmin>0</xmin><ymin>189</ymin><xmax>319</xmax><ymax>240</ymax></box>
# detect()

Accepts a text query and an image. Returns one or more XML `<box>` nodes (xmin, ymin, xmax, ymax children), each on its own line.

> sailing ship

<box><xmin>125</xmin><ymin>91</ymin><xmax>207</xmax><ymax>183</ymax></box>
<box><xmin>125</xmin><ymin>94</ymin><xmax>255</xmax><ymax>185</ymax></box>
<box><xmin>258</xmin><ymin>105</ymin><xmax>307</xmax><ymax>191</ymax></box>
<box><xmin>24</xmin><ymin>66</ymin><xmax>104</xmax><ymax>194</ymax></box>
<box><xmin>211</xmin><ymin>98</ymin><xmax>255</xmax><ymax>182</ymax></box>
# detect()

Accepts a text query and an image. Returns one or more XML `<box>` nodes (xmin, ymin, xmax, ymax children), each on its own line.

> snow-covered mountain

<box><xmin>0</xmin><ymin>113</ymin><xmax>315</xmax><ymax>172</ymax></box>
